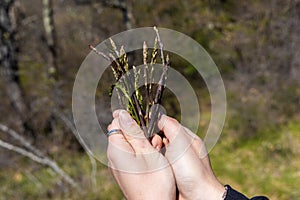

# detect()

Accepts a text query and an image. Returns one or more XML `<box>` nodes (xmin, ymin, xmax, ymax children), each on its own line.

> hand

<box><xmin>107</xmin><ymin>110</ymin><xmax>176</xmax><ymax>200</ymax></box>
<box><xmin>157</xmin><ymin>115</ymin><xmax>225</xmax><ymax>200</ymax></box>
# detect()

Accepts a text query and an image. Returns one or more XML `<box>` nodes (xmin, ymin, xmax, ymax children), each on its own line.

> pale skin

<box><xmin>107</xmin><ymin>110</ymin><xmax>225</xmax><ymax>200</ymax></box>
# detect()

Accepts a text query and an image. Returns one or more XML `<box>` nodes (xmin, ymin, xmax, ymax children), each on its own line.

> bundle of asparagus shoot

<box><xmin>90</xmin><ymin>27</ymin><xmax>169</xmax><ymax>139</ymax></box>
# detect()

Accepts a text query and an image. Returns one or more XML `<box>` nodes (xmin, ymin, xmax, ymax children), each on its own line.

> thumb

<box><xmin>118</xmin><ymin>110</ymin><xmax>145</xmax><ymax>139</ymax></box>
<box><xmin>157</xmin><ymin>115</ymin><xmax>182</xmax><ymax>142</ymax></box>
<box><xmin>157</xmin><ymin>115</ymin><xmax>198</xmax><ymax>165</ymax></box>
<box><xmin>118</xmin><ymin>110</ymin><xmax>155</xmax><ymax>154</ymax></box>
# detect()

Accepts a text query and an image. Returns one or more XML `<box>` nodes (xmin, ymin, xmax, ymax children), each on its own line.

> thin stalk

<box><xmin>147</xmin><ymin>59</ymin><xmax>169</xmax><ymax>138</ymax></box>
<box><xmin>148</xmin><ymin>28</ymin><xmax>169</xmax><ymax>138</ymax></box>
<box><xmin>118</xmin><ymin>67</ymin><xmax>147</xmax><ymax>134</ymax></box>
<box><xmin>149</xmin><ymin>37</ymin><xmax>158</xmax><ymax>105</ymax></box>
<box><xmin>154</xmin><ymin>26</ymin><xmax>165</xmax><ymax>66</ymax></box>
<box><xmin>143</xmin><ymin>42</ymin><xmax>151</xmax><ymax>125</ymax></box>
<box><xmin>126</xmin><ymin>70</ymin><xmax>147</xmax><ymax>135</ymax></box>
<box><xmin>115</xmin><ymin>83</ymin><xmax>140</xmax><ymax>124</ymax></box>
<box><xmin>89</xmin><ymin>45</ymin><xmax>110</xmax><ymax>61</ymax></box>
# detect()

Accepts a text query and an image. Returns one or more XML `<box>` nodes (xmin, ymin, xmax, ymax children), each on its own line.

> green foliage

<box><xmin>1</xmin><ymin>117</ymin><xmax>299</xmax><ymax>199</ymax></box>
<box><xmin>211</xmin><ymin>120</ymin><xmax>300</xmax><ymax>199</ymax></box>
<box><xmin>0</xmin><ymin>152</ymin><xmax>123</xmax><ymax>200</ymax></box>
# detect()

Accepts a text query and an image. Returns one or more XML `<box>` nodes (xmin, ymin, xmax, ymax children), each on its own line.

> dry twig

<box><xmin>0</xmin><ymin>123</ymin><xmax>81</xmax><ymax>190</ymax></box>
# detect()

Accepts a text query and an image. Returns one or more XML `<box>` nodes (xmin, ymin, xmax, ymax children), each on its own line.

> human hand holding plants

<box><xmin>107</xmin><ymin>110</ymin><xmax>176</xmax><ymax>200</ymax></box>
<box><xmin>107</xmin><ymin>110</ymin><xmax>225</xmax><ymax>200</ymax></box>
<box><xmin>157</xmin><ymin>115</ymin><xmax>225</xmax><ymax>200</ymax></box>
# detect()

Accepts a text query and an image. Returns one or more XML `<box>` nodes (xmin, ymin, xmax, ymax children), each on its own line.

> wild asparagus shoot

<box><xmin>90</xmin><ymin>27</ymin><xmax>169</xmax><ymax>139</ymax></box>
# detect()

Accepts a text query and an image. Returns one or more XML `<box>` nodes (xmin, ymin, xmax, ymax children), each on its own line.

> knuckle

<box><xmin>107</xmin><ymin>124</ymin><xmax>111</xmax><ymax>131</ymax></box>
<box><xmin>165</xmin><ymin>116</ymin><xmax>180</xmax><ymax>127</ymax></box>
<box><xmin>133</xmin><ymin>138</ymin><xmax>148</xmax><ymax>148</ymax></box>
<box><xmin>194</xmin><ymin>136</ymin><xmax>204</xmax><ymax>144</ymax></box>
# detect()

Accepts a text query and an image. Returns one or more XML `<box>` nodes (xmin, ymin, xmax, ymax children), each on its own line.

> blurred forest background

<box><xmin>0</xmin><ymin>0</ymin><xmax>299</xmax><ymax>199</ymax></box>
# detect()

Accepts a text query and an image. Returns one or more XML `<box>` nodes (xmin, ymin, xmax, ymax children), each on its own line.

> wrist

<box><xmin>211</xmin><ymin>181</ymin><xmax>227</xmax><ymax>200</ymax></box>
<box><xmin>196</xmin><ymin>180</ymin><xmax>225</xmax><ymax>200</ymax></box>
<box><xmin>222</xmin><ymin>185</ymin><xmax>228</xmax><ymax>199</ymax></box>
<box><xmin>125</xmin><ymin>190</ymin><xmax>175</xmax><ymax>200</ymax></box>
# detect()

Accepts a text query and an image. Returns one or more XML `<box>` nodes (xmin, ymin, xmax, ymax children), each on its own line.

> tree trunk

<box><xmin>0</xmin><ymin>0</ymin><xmax>33</xmax><ymax>135</ymax></box>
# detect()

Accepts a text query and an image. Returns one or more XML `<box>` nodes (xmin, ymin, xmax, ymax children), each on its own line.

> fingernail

<box><xmin>119</xmin><ymin>110</ymin><xmax>134</xmax><ymax>126</ymax></box>
<box><xmin>157</xmin><ymin>114</ymin><xmax>166</xmax><ymax>129</ymax></box>
<box><xmin>156</xmin><ymin>146</ymin><xmax>161</xmax><ymax>151</ymax></box>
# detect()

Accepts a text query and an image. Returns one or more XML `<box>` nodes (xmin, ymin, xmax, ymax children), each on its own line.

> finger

<box><xmin>112</xmin><ymin>109</ymin><xmax>123</xmax><ymax>119</ymax></box>
<box><xmin>107</xmin><ymin>119</ymin><xmax>152</xmax><ymax>173</ymax></box>
<box><xmin>183</xmin><ymin>127</ymin><xmax>208</xmax><ymax>159</ymax></box>
<box><xmin>107</xmin><ymin>119</ymin><xmax>138</xmax><ymax>172</ymax></box>
<box><xmin>157</xmin><ymin>115</ymin><xmax>182</xmax><ymax>142</ymax></box>
<box><xmin>118</xmin><ymin>110</ymin><xmax>154</xmax><ymax>153</ymax></box>
<box><xmin>107</xmin><ymin>118</ymin><xmax>133</xmax><ymax>154</ymax></box>
<box><xmin>151</xmin><ymin>134</ymin><xmax>163</xmax><ymax>151</ymax></box>
<box><xmin>162</xmin><ymin>137</ymin><xmax>169</xmax><ymax>146</ymax></box>
<box><xmin>191</xmin><ymin>139</ymin><xmax>215</xmax><ymax>176</ymax></box>
<box><xmin>107</xmin><ymin>119</ymin><xmax>120</xmax><ymax>132</ymax></box>
<box><xmin>107</xmin><ymin>118</ymin><xmax>120</xmax><ymax>132</ymax></box>
<box><xmin>118</xmin><ymin>110</ymin><xmax>145</xmax><ymax>138</ymax></box>
<box><xmin>191</xmin><ymin>138</ymin><xmax>212</xmax><ymax>172</ymax></box>
<box><xmin>184</xmin><ymin>128</ymin><xmax>212</xmax><ymax>172</ymax></box>
<box><xmin>157</xmin><ymin>115</ymin><xmax>199</xmax><ymax>163</ymax></box>
<box><xmin>107</xmin><ymin>123</ymin><xmax>112</xmax><ymax>131</ymax></box>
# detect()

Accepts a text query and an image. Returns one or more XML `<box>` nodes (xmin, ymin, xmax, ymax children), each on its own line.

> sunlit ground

<box><xmin>1</xmin><ymin>117</ymin><xmax>299</xmax><ymax>199</ymax></box>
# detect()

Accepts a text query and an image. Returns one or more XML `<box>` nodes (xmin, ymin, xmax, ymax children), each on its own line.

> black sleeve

<box><xmin>224</xmin><ymin>185</ymin><xmax>269</xmax><ymax>200</ymax></box>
